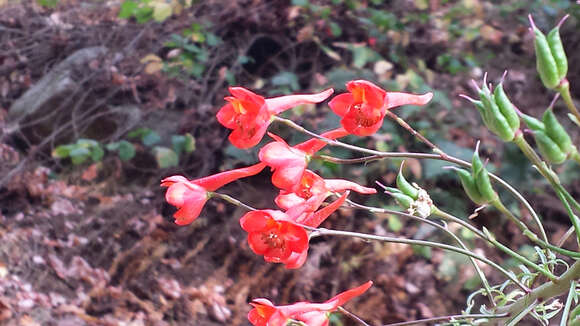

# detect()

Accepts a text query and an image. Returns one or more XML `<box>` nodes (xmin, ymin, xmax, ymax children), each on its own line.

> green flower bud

<box><xmin>396</xmin><ymin>162</ymin><xmax>418</xmax><ymax>200</ymax></box>
<box><xmin>529</xmin><ymin>14</ymin><xmax>568</xmax><ymax>89</ymax></box>
<box><xmin>479</xmin><ymin>82</ymin><xmax>515</xmax><ymax>141</ymax></box>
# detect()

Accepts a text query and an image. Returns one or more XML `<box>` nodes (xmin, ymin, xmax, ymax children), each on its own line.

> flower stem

<box><xmin>210</xmin><ymin>192</ymin><xmax>257</xmax><ymax>211</ymax></box>
<box><xmin>346</xmin><ymin>200</ymin><xmax>496</xmax><ymax>305</ymax></box>
<box><xmin>433</xmin><ymin>208</ymin><xmax>558</xmax><ymax>281</ymax></box>
<box><xmin>513</xmin><ymin>132</ymin><xmax>580</xmax><ymax>243</ymax></box>
<box><xmin>276</xmin><ymin>116</ymin><xmax>549</xmax><ymax>244</ymax></box>
<box><xmin>385</xmin><ymin>110</ymin><xmax>446</xmax><ymax>157</ymax></box>
<box><xmin>490</xmin><ymin>260</ymin><xmax>580</xmax><ymax>325</ymax></box>
<box><xmin>337</xmin><ymin>307</ymin><xmax>371</xmax><ymax>326</ymax></box>
<box><xmin>557</xmin><ymin>79</ymin><xmax>580</xmax><ymax>127</ymax></box>
<box><xmin>560</xmin><ymin>280</ymin><xmax>577</xmax><ymax>326</ymax></box>
<box><xmin>381</xmin><ymin>313</ymin><xmax>508</xmax><ymax>326</ymax></box>
<box><xmin>306</xmin><ymin>226</ymin><xmax>529</xmax><ymax>292</ymax></box>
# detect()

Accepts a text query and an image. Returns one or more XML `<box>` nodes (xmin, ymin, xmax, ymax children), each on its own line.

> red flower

<box><xmin>259</xmin><ymin>128</ymin><xmax>348</xmax><ymax>191</ymax></box>
<box><xmin>240</xmin><ymin>193</ymin><xmax>347</xmax><ymax>269</ymax></box>
<box><xmin>240</xmin><ymin>210</ymin><xmax>309</xmax><ymax>269</ymax></box>
<box><xmin>329</xmin><ymin>80</ymin><xmax>433</xmax><ymax>136</ymax></box>
<box><xmin>275</xmin><ymin>170</ymin><xmax>376</xmax><ymax>212</ymax></box>
<box><xmin>161</xmin><ymin>162</ymin><xmax>265</xmax><ymax>225</ymax></box>
<box><xmin>217</xmin><ymin>87</ymin><xmax>334</xmax><ymax>149</ymax></box>
<box><xmin>248</xmin><ymin>281</ymin><xmax>373</xmax><ymax>326</ymax></box>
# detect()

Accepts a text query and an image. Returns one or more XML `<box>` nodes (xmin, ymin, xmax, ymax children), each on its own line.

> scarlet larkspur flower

<box><xmin>259</xmin><ymin>128</ymin><xmax>348</xmax><ymax>191</ymax></box>
<box><xmin>240</xmin><ymin>210</ymin><xmax>309</xmax><ymax>269</ymax></box>
<box><xmin>161</xmin><ymin>162</ymin><xmax>265</xmax><ymax>225</ymax></box>
<box><xmin>248</xmin><ymin>281</ymin><xmax>373</xmax><ymax>326</ymax></box>
<box><xmin>217</xmin><ymin>87</ymin><xmax>334</xmax><ymax>149</ymax></box>
<box><xmin>329</xmin><ymin>80</ymin><xmax>433</xmax><ymax>136</ymax></box>
<box><xmin>240</xmin><ymin>193</ymin><xmax>347</xmax><ymax>268</ymax></box>
<box><xmin>275</xmin><ymin>170</ymin><xmax>376</xmax><ymax>213</ymax></box>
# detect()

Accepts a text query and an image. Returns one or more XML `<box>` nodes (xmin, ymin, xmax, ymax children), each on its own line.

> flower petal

<box><xmin>216</xmin><ymin>103</ymin><xmax>239</xmax><ymax>129</ymax></box>
<box><xmin>385</xmin><ymin>92</ymin><xmax>433</xmax><ymax>109</ymax></box>
<box><xmin>328</xmin><ymin>93</ymin><xmax>353</xmax><ymax>117</ymax></box>
<box><xmin>265</xmin><ymin>88</ymin><xmax>334</xmax><ymax>115</ymax></box>
<box><xmin>346</xmin><ymin>80</ymin><xmax>386</xmax><ymax>108</ymax></box>
<box><xmin>194</xmin><ymin>162</ymin><xmax>266</xmax><ymax>191</ymax></box>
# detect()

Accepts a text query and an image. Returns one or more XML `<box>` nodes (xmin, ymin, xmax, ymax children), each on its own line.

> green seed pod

<box><xmin>493</xmin><ymin>83</ymin><xmax>520</xmax><ymax>131</ymax></box>
<box><xmin>520</xmin><ymin>113</ymin><xmax>545</xmax><ymax>132</ymax></box>
<box><xmin>547</xmin><ymin>26</ymin><xmax>567</xmax><ymax>80</ymax></box>
<box><xmin>455</xmin><ymin>168</ymin><xmax>486</xmax><ymax>205</ymax></box>
<box><xmin>384</xmin><ymin>186</ymin><xmax>402</xmax><ymax>194</ymax></box>
<box><xmin>542</xmin><ymin>108</ymin><xmax>572</xmax><ymax>154</ymax></box>
<box><xmin>479</xmin><ymin>86</ymin><xmax>515</xmax><ymax>141</ymax></box>
<box><xmin>531</xmin><ymin>17</ymin><xmax>561</xmax><ymax>89</ymax></box>
<box><xmin>534</xmin><ymin>130</ymin><xmax>567</xmax><ymax>164</ymax></box>
<box><xmin>391</xmin><ymin>192</ymin><xmax>413</xmax><ymax>209</ymax></box>
<box><xmin>471</xmin><ymin>151</ymin><xmax>498</xmax><ymax>203</ymax></box>
<box><xmin>396</xmin><ymin>164</ymin><xmax>418</xmax><ymax>200</ymax></box>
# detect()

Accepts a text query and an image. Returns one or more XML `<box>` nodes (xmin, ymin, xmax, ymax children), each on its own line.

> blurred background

<box><xmin>0</xmin><ymin>0</ymin><xmax>579</xmax><ymax>325</ymax></box>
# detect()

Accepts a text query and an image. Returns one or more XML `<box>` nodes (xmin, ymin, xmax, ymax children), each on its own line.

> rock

<box><xmin>8</xmin><ymin>46</ymin><xmax>108</xmax><ymax>123</ymax></box>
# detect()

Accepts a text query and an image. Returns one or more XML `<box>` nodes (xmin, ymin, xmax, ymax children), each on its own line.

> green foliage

<box><xmin>53</xmin><ymin>130</ymin><xmax>195</xmax><ymax>169</ymax></box>
<box><xmin>52</xmin><ymin>139</ymin><xmax>104</xmax><ymax>165</ymax></box>
<box><xmin>106</xmin><ymin>140</ymin><xmax>136</xmax><ymax>162</ymax></box>
<box><xmin>163</xmin><ymin>23</ymin><xmax>221</xmax><ymax>79</ymax></box>
<box><xmin>37</xmin><ymin>0</ymin><xmax>58</xmax><ymax>8</ymax></box>
<box><xmin>118</xmin><ymin>0</ymin><xmax>192</xmax><ymax>23</ymax></box>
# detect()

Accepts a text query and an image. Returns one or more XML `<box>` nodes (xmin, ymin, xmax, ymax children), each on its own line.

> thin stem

<box><xmin>433</xmin><ymin>208</ymin><xmax>558</xmax><ymax>281</ymax></box>
<box><xmin>492</xmin><ymin>198</ymin><xmax>532</xmax><ymax>237</ymax></box>
<box><xmin>557</xmin><ymin>79</ymin><xmax>580</xmax><ymax>126</ymax></box>
<box><xmin>305</xmin><ymin>226</ymin><xmax>529</xmax><ymax>292</ymax></box>
<box><xmin>337</xmin><ymin>307</ymin><xmax>371</xmax><ymax>326</ymax></box>
<box><xmin>381</xmin><ymin>313</ymin><xmax>508</xmax><ymax>326</ymax></box>
<box><xmin>313</xmin><ymin>153</ymin><xmax>548</xmax><ymax>245</ymax></box>
<box><xmin>513</xmin><ymin>133</ymin><xmax>580</xmax><ymax>243</ymax></box>
<box><xmin>557</xmin><ymin>226</ymin><xmax>575</xmax><ymax>247</ymax></box>
<box><xmin>385</xmin><ymin>110</ymin><xmax>446</xmax><ymax>157</ymax></box>
<box><xmin>560</xmin><ymin>280</ymin><xmax>577</xmax><ymax>326</ymax></box>
<box><xmin>555</xmin><ymin>189</ymin><xmax>580</xmax><ymax>243</ymax></box>
<box><xmin>210</xmin><ymin>192</ymin><xmax>257</xmax><ymax>211</ymax></box>
<box><xmin>491</xmin><ymin>260</ymin><xmax>580</xmax><ymax>325</ymax></box>
<box><xmin>319</xmin><ymin>153</ymin><xmax>549</xmax><ymax>244</ymax></box>
<box><xmin>505</xmin><ymin>299</ymin><xmax>538</xmax><ymax>326</ymax></box>
<box><xmin>346</xmin><ymin>200</ymin><xmax>496</xmax><ymax>305</ymax></box>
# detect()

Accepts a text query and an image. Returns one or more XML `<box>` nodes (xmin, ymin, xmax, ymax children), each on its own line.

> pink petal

<box><xmin>385</xmin><ymin>92</ymin><xmax>433</xmax><ymax>109</ymax></box>
<box><xmin>324</xmin><ymin>179</ymin><xmax>376</xmax><ymax>194</ymax></box>
<box><xmin>265</xmin><ymin>88</ymin><xmax>334</xmax><ymax>114</ymax></box>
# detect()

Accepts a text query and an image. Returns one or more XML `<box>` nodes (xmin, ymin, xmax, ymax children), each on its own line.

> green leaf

<box><xmin>106</xmin><ymin>142</ymin><xmax>120</xmax><ymax>151</ymax></box>
<box><xmin>90</xmin><ymin>145</ymin><xmax>104</xmax><ymax>162</ymax></box>
<box><xmin>171</xmin><ymin>135</ymin><xmax>186</xmax><ymax>155</ymax></box>
<box><xmin>118</xmin><ymin>141</ymin><xmax>136</xmax><ymax>161</ymax></box>
<box><xmin>119</xmin><ymin>0</ymin><xmax>138</xmax><ymax>19</ymax></box>
<box><xmin>153</xmin><ymin>146</ymin><xmax>179</xmax><ymax>168</ymax></box>
<box><xmin>387</xmin><ymin>215</ymin><xmax>403</xmax><ymax>232</ymax></box>
<box><xmin>52</xmin><ymin>145</ymin><xmax>72</xmax><ymax>158</ymax></box>
<box><xmin>142</xmin><ymin>130</ymin><xmax>161</xmax><ymax>146</ymax></box>
<box><xmin>152</xmin><ymin>2</ymin><xmax>172</xmax><ymax>22</ymax></box>
<box><xmin>69</xmin><ymin>147</ymin><xmax>90</xmax><ymax>165</ymax></box>
<box><xmin>271</xmin><ymin>72</ymin><xmax>299</xmax><ymax>91</ymax></box>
